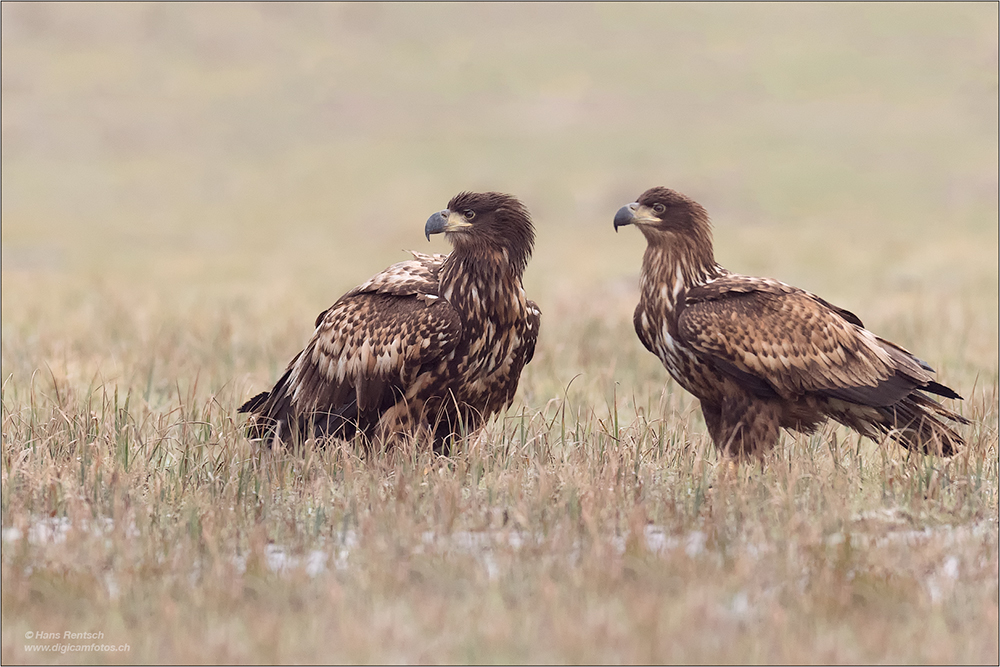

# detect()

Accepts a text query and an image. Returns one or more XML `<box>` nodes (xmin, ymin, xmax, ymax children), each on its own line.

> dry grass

<box><xmin>3</xmin><ymin>4</ymin><xmax>998</xmax><ymax>664</ymax></box>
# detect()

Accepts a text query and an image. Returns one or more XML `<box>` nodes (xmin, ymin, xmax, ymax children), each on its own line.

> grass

<box><xmin>2</xmin><ymin>3</ymin><xmax>998</xmax><ymax>664</ymax></box>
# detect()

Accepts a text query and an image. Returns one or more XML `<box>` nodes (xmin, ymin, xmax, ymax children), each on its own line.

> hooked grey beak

<box><xmin>425</xmin><ymin>210</ymin><xmax>449</xmax><ymax>241</ymax></box>
<box><xmin>613</xmin><ymin>203</ymin><xmax>638</xmax><ymax>232</ymax></box>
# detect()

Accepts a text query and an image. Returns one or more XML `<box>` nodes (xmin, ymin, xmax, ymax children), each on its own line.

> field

<box><xmin>2</xmin><ymin>4</ymin><xmax>998</xmax><ymax>663</ymax></box>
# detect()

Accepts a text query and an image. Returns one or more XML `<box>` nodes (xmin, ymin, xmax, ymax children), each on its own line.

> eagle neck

<box><xmin>439</xmin><ymin>250</ymin><xmax>523</xmax><ymax>326</ymax></box>
<box><xmin>640</xmin><ymin>236</ymin><xmax>721</xmax><ymax>316</ymax></box>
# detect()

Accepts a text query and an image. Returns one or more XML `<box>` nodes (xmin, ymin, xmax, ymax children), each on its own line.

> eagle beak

<box><xmin>613</xmin><ymin>203</ymin><xmax>638</xmax><ymax>232</ymax></box>
<box><xmin>614</xmin><ymin>203</ymin><xmax>660</xmax><ymax>231</ymax></box>
<box><xmin>425</xmin><ymin>211</ymin><xmax>448</xmax><ymax>240</ymax></box>
<box><xmin>425</xmin><ymin>210</ymin><xmax>473</xmax><ymax>241</ymax></box>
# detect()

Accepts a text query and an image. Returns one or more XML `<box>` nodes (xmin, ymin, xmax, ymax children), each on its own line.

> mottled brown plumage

<box><xmin>615</xmin><ymin>186</ymin><xmax>968</xmax><ymax>458</ymax></box>
<box><xmin>240</xmin><ymin>192</ymin><xmax>541</xmax><ymax>452</ymax></box>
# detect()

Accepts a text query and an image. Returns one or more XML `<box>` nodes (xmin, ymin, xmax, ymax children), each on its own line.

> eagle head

<box><xmin>425</xmin><ymin>191</ymin><xmax>535</xmax><ymax>275</ymax></box>
<box><xmin>614</xmin><ymin>187</ymin><xmax>711</xmax><ymax>242</ymax></box>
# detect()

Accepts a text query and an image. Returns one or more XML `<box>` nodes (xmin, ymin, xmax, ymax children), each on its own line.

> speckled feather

<box><xmin>680</xmin><ymin>275</ymin><xmax>931</xmax><ymax>403</ymax></box>
<box><xmin>622</xmin><ymin>186</ymin><xmax>967</xmax><ymax>458</ymax></box>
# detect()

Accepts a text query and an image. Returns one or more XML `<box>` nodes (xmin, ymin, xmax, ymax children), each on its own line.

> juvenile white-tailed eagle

<box><xmin>240</xmin><ymin>192</ymin><xmax>541</xmax><ymax>452</ymax></box>
<box><xmin>614</xmin><ymin>186</ymin><xmax>968</xmax><ymax>458</ymax></box>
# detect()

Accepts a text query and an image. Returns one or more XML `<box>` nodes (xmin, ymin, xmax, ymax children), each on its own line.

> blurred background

<box><xmin>2</xmin><ymin>3</ymin><xmax>997</xmax><ymax>398</ymax></box>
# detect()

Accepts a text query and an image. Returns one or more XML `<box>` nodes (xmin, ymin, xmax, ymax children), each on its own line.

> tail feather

<box><xmin>921</xmin><ymin>380</ymin><xmax>963</xmax><ymax>401</ymax></box>
<box><xmin>239</xmin><ymin>368</ymin><xmax>296</xmax><ymax>444</ymax></box>
<box><xmin>242</xmin><ymin>393</ymin><xmax>294</xmax><ymax>443</ymax></box>
<box><xmin>238</xmin><ymin>391</ymin><xmax>270</xmax><ymax>414</ymax></box>
<box><xmin>873</xmin><ymin>391</ymin><xmax>967</xmax><ymax>456</ymax></box>
<box><xmin>239</xmin><ymin>370</ymin><xmax>367</xmax><ymax>448</ymax></box>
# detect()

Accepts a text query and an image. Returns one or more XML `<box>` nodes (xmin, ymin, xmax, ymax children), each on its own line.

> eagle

<box><xmin>614</xmin><ymin>186</ymin><xmax>968</xmax><ymax>458</ymax></box>
<box><xmin>239</xmin><ymin>191</ymin><xmax>541</xmax><ymax>452</ymax></box>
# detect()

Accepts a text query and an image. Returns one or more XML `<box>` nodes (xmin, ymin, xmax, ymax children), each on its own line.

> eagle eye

<box><xmin>463</xmin><ymin>210</ymin><xmax>476</xmax><ymax>220</ymax></box>
<box><xmin>652</xmin><ymin>203</ymin><xmax>666</xmax><ymax>215</ymax></box>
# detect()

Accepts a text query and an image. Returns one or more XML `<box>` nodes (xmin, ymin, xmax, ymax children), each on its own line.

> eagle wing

<box><xmin>344</xmin><ymin>251</ymin><xmax>446</xmax><ymax>298</ymax></box>
<box><xmin>678</xmin><ymin>276</ymin><xmax>936</xmax><ymax>406</ymax></box>
<box><xmin>291</xmin><ymin>290</ymin><xmax>462</xmax><ymax>414</ymax></box>
<box><xmin>312</xmin><ymin>251</ymin><xmax>447</xmax><ymax>326</ymax></box>
<box><xmin>242</xmin><ymin>252</ymin><xmax>463</xmax><ymax>440</ymax></box>
<box><xmin>295</xmin><ymin>252</ymin><xmax>460</xmax><ymax>412</ymax></box>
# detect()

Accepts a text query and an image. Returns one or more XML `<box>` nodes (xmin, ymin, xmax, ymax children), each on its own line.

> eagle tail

<box><xmin>239</xmin><ymin>369</ymin><xmax>364</xmax><ymax>447</ymax></box>
<box><xmin>874</xmin><ymin>391</ymin><xmax>968</xmax><ymax>457</ymax></box>
<box><xmin>920</xmin><ymin>380</ymin><xmax>963</xmax><ymax>401</ymax></box>
<box><xmin>237</xmin><ymin>389</ymin><xmax>279</xmax><ymax>442</ymax></box>
<box><xmin>238</xmin><ymin>391</ymin><xmax>270</xmax><ymax>415</ymax></box>
<box><xmin>238</xmin><ymin>366</ymin><xmax>300</xmax><ymax>445</ymax></box>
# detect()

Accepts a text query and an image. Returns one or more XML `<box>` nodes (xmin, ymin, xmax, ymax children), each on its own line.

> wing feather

<box><xmin>292</xmin><ymin>293</ymin><xmax>461</xmax><ymax>413</ymax></box>
<box><xmin>345</xmin><ymin>251</ymin><xmax>446</xmax><ymax>298</ymax></box>
<box><xmin>522</xmin><ymin>301</ymin><xmax>542</xmax><ymax>365</ymax></box>
<box><xmin>311</xmin><ymin>252</ymin><xmax>447</xmax><ymax>327</ymax></box>
<box><xmin>257</xmin><ymin>252</ymin><xmax>461</xmax><ymax>420</ymax></box>
<box><xmin>680</xmin><ymin>277</ymin><xmax>933</xmax><ymax>405</ymax></box>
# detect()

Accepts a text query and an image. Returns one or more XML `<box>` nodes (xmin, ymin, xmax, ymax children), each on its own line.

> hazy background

<box><xmin>3</xmin><ymin>2</ymin><xmax>998</xmax><ymax>389</ymax></box>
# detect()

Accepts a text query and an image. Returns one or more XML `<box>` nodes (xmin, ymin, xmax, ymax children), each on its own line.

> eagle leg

<box><xmin>702</xmin><ymin>394</ymin><xmax>782</xmax><ymax>459</ymax></box>
<box><xmin>373</xmin><ymin>398</ymin><xmax>438</xmax><ymax>452</ymax></box>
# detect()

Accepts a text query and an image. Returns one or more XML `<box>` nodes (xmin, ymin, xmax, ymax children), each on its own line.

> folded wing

<box><xmin>240</xmin><ymin>252</ymin><xmax>462</xmax><ymax>443</ymax></box>
<box><xmin>679</xmin><ymin>276</ymin><xmax>944</xmax><ymax>406</ymax></box>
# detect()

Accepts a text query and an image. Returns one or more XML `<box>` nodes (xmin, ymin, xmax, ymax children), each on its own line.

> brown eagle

<box><xmin>239</xmin><ymin>191</ymin><xmax>541</xmax><ymax>452</ymax></box>
<box><xmin>614</xmin><ymin>186</ymin><xmax>968</xmax><ymax>458</ymax></box>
